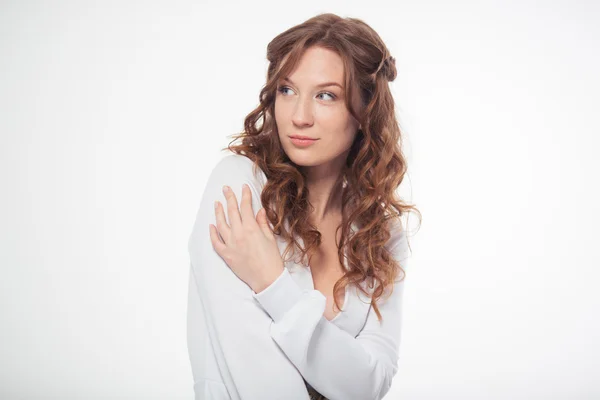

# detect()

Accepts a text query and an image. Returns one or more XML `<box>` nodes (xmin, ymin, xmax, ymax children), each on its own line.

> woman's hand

<box><xmin>209</xmin><ymin>183</ymin><xmax>284</xmax><ymax>294</ymax></box>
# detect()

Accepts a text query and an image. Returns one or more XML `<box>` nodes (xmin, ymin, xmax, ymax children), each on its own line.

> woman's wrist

<box><xmin>251</xmin><ymin>266</ymin><xmax>285</xmax><ymax>294</ymax></box>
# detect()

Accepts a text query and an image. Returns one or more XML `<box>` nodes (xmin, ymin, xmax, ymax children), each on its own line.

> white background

<box><xmin>1</xmin><ymin>0</ymin><xmax>599</xmax><ymax>399</ymax></box>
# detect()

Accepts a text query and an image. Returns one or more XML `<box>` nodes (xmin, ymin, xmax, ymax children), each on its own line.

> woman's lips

<box><xmin>289</xmin><ymin>137</ymin><xmax>318</xmax><ymax>147</ymax></box>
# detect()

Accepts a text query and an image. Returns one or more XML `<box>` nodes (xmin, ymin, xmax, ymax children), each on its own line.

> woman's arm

<box><xmin>187</xmin><ymin>155</ymin><xmax>310</xmax><ymax>400</ymax></box>
<box><xmin>252</xmin><ymin>228</ymin><xmax>410</xmax><ymax>400</ymax></box>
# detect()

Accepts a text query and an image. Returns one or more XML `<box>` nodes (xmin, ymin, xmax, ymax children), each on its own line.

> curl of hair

<box><xmin>222</xmin><ymin>13</ymin><xmax>421</xmax><ymax>322</ymax></box>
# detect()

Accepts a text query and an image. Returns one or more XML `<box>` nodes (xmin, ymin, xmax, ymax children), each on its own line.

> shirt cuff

<box><xmin>252</xmin><ymin>268</ymin><xmax>305</xmax><ymax>322</ymax></box>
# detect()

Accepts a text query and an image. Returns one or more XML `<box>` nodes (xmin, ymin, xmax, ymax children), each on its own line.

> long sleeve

<box><xmin>252</xmin><ymin>225</ymin><xmax>410</xmax><ymax>400</ymax></box>
<box><xmin>187</xmin><ymin>155</ymin><xmax>310</xmax><ymax>400</ymax></box>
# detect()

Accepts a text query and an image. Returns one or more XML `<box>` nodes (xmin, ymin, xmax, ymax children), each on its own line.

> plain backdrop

<box><xmin>1</xmin><ymin>0</ymin><xmax>599</xmax><ymax>399</ymax></box>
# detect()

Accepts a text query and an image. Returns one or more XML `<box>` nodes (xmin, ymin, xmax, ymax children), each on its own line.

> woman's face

<box><xmin>274</xmin><ymin>46</ymin><xmax>362</xmax><ymax>168</ymax></box>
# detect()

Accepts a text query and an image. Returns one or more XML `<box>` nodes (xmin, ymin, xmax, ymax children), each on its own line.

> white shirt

<box><xmin>187</xmin><ymin>154</ymin><xmax>410</xmax><ymax>400</ymax></box>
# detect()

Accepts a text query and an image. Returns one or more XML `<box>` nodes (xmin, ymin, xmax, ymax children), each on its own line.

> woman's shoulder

<box><xmin>385</xmin><ymin>217</ymin><xmax>410</xmax><ymax>264</ymax></box>
<box><xmin>210</xmin><ymin>153</ymin><xmax>268</xmax><ymax>189</ymax></box>
<box><xmin>212</xmin><ymin>152</ymin><xmax>254</xmax><ymax>171</ymax></box>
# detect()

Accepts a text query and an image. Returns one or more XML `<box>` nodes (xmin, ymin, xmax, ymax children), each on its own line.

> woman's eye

<box><xmin>277</xmin><ymin>86</ymin><xmax>336</xmax><ymax>101</ymax></box>
<box><xmin>277</xmin><ymin>86</ymin><xmax>293</xmax><ymax>95</ymax></box>
<box><xmin>318</xmin><ymin>92</ymin><xmax>336</xmax><ymax>101</ymax></box>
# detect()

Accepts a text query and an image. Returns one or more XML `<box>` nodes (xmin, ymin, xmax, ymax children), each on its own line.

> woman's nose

<box><xmin>291</xmin><ymin>97</ymin><xmax>314</xmax><ymax>127</ymax></box>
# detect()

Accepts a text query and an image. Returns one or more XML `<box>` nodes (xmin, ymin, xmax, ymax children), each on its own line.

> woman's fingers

<box><xmin>208</xmin><ymin>223</ymin><xmax>226</xmax><ymax>253</ymax></box>
<box><xmin>240</xmin><ymin>183</ymin><xmax>258</xmax><ymax>227</ymax></box>
<box><xmin>214</xmin><ymin>184</ymin><xmax>260</xmax><ymax>249</ymax></box>
<box><xmin>256</xmin><ymin>207</ymin><xmax>274</xmax><ymax>239</ymax></box>
<box><xmin>214</xmin><ymin>198</ymin><xmax>231</xmax><ymax>244</ymax></box>
<box><xmin>222</xmin><ymin>185</ymin><xmax>242</xmax><ymax>231</ymax></box>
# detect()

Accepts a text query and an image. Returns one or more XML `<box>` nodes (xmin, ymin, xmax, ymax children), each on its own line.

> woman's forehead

<box><xmin>279</xmin><ymin>46</ymin><xmax>345</xmax><ymax>79</ymax></box>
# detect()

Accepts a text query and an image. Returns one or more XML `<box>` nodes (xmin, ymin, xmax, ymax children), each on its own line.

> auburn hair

<box><xmin>223</xmin><ymin>13</ymin><xmax>421</xmax><ymax>321</ymax></box>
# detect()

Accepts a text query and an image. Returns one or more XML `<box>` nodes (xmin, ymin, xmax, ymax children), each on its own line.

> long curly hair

<box><xmin>223</xmin><ymin>13</ymin><xmax>421</xmax><ymax>322</ymax></box>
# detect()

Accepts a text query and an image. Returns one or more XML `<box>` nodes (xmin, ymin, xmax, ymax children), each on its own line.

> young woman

<box><xmin>187</xmin><ymin>13</ymin><xmax>421</xmax><ymax>400</ymax></box>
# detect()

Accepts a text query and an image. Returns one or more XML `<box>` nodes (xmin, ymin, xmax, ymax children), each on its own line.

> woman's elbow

<box><xmin>370</xmin><ymin>360</ymin><xmax>399</xmax><ymax>400</ymax></box>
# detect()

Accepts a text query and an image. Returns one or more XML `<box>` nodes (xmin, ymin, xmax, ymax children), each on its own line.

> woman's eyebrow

<box><xmin>282</xmin><ymin>77</ymin><xmax>343</xmax><ymax>89</ymax></box>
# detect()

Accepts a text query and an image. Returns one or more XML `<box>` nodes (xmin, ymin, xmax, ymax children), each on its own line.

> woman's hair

<box><xmin>224</xmin><ymin>13</ymin><xmax>422</xmax><ymax>321</ymax></box>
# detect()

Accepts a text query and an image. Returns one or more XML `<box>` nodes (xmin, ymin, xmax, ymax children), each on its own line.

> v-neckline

<box><xmin>303</xmin><ymin>221</ymin><xmax>357</xmax><ymax>322</ymax></box>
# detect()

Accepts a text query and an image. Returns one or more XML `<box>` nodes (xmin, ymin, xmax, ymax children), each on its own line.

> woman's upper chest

<box><xmin>307</xmin><ymin>218</ymin><xmax>347</xmax><ymax>321</ymax></box>
<box><xmin>279</xmin><ymin>219</ymin><xmax>372</xmax><ymax>336</ymax></box>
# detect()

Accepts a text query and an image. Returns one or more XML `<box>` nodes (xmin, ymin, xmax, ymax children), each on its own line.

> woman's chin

<box><xmin>285</xmin><ymin>151</ymin><xmax>322</xmax><ymax>167</ymax></box>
